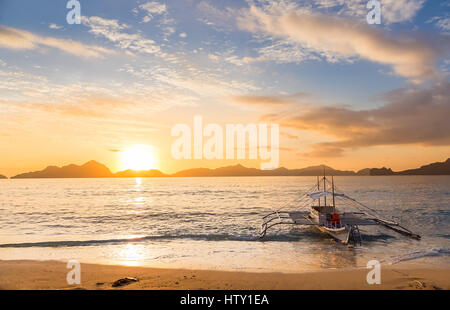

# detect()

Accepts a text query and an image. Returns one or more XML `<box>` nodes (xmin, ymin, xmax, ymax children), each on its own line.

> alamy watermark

<box><xmin>66</xmin><ymin>0</ymin><xmax>81</xmax><ymax>25</ymax></box>
<box><xmin>171</xmin><ymin>116</ymin><xmax>279</xmax><ymax>170</ymax></box>
<box><xmin>366</xmin><ymin>0</ymin><xmax>381</xmax><ymax>24</ymax></box>
<box><xmin>66</xmin><ymin>260</ymin><xmax>81</xmax><ymax>285</ymax></box>
<box><xmin>366</xmin><ymin>260</ymin><xmax>381</xmax><ymax>284</ymax></box>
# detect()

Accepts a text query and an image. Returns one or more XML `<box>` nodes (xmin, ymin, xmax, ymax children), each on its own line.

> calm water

<box><xmin>0</xmin><ymin>176</ymin><xmax>449</xmax><ymax>272</ymax></box>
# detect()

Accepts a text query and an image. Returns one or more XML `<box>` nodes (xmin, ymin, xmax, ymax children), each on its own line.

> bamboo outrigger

<box><xmin>259</xmin><ymin>171</ymin><xmax>421</xmax><ymax>246</ymax></box>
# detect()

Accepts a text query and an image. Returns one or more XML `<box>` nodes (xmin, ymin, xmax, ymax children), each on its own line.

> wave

<box><xmin>0</xmin><ymin>233</ymin><xmax>311</xmax><ymax>248</ymax></box>
<box><xmin>387</xmin><ymin>247</ymin><xmax>450</xmax><ymax>265</ymax></box>
<box><xmin>0</xmin><ymin>228</ymin><xmax>421</xmax><ymax>248</ymax></box>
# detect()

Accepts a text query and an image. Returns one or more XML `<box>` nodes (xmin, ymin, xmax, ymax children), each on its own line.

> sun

<box><xmin>120</xmin><ymin>144</ymin><xmax>157</xmax><ymax>171</ymax></box>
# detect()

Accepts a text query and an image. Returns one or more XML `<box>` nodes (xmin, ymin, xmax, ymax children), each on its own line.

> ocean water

<box><xmin>0</xmin><ymin>176</ymin><xmax>449</xmax><ymax>272</ymax></box>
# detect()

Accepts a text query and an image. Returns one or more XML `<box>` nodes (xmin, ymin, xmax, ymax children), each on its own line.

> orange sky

<box><xmin>1</xmin><ymin>1</ymin><xmax>449</xmax><ymax>177</ymax></box>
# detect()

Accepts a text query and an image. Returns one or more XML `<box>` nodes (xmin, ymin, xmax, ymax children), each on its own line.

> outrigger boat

<box><xmin>259</xmin><ymin>172</ymin><xmax>421</xmax><ymax>246</ymax></box>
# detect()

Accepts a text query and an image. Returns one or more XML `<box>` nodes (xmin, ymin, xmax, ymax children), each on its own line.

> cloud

<box><xmin>0</xmin><ymin>25</ymin><xmax>114</xmax><ymax>58</ymax></box>
<box><xmin>280</xmin><ymin>131</ymin><xmax>299</xmax><ymax>140</ymax></box>
<box><xmin>250</xmin><ymin>40</ymin><xmax>318</xmax><ymax>64</ymax></box>
<box><xmin>135</xmin><ymin>1</ymin><xmax>175</xmax><ymax>39</ymax></box>
<box><xmin>81</xmin><ymin>16</ymin><xmax>161</xmax><ymax>55</ymax></box>
<box><xmin>1</xmin><ymin>95</ymin><xmax>135</xmax><ymax>118</ymax></box>
<box><xmin>0</xmin><ymin>26</ymin><xmax>35</xmax><ymax>49</ymax></box>
<box><xmin>143</xmin><ymin>65</ymin><xmax>259</xmax><ymax>98</ymax></box>
<box><xmin>241</xmin><ymin>55</ymin><xmax>265</xmax><ymax>63</ymax></box>
<box><xmin>430</xmin><ymin>16</ymin><xmax>450</xmax><ymax>31</ymax></box>
<box><xmin>196</xmin><ymin>1</ymin><xmax>238</xmax><ymax>32</ymax></box>
<box><xmin>238</xmin><ymin>6</ymin><xmax>438</xmax><ymax>80</ymax></box>
<box><xmin>53</xmin><ymin>96</ymin><xmax>135</xmax><ymax>117</ymax></box>
<box><xmin>298</xmin><ymin>143</ymin><xmax>346</xmax><ymax>158</ymax></box>
<box><xmin>232</xmin><ymin>93</ymin><xmax>310</xmax><ymax>106</ymax></box>
<box><xmin>262</xmin><ymin>81</ymin><xmax>450</xmax><ymax>157</ymax></box>
<box><xmin>314</xmin><ymin>0</ymin><xmax>425</xmax><ymax>24</ymax></box>
<box><xmin>381</xmin><ymin>0</ymin><xmax>425</xmax><ymax>24</ymax></box>
<box><xmin>437</xmin><ymin>17</ymin><xmax>450</xmax><ymax>30</ymax></box>
<box><xmin>0</xmin><ymin>65</ymin><xmax>174</xmax><ymax>114</ymax></box>
<box><xmin>139</xmin><ymin>1</ymin><xmax>167</xmax><ymax>23</ymax></box>
<box><xmin>48</xmin><ymin>23</ymin><xmax>63</xmax><ymax>30</ymax></box>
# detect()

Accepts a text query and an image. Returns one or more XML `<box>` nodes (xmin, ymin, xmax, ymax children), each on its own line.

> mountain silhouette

<box><xmin>115</xmin><ymin>169</ymin><xmax>167</xmax><ymax>178</ymax></box>
<box><xmin>9</xmin><ymin>158</ymin><xmax>450</xmax><ymax>178</ymax></box>
<box><xmin>0</xmin><ymin>174</ymin><xmax>7</xmax><ymax>179</ymax></box>
<box><xmin>172</xmin><ymin>164</ymin><xmax>356</xmax><ymax>177</ymax></box>
<box><xmin>12</xmin><ymin>160</ymin><xmax>113</xmax><ymax>179</ymax></box>
<box><xmin>173</xmin><ymin>164</ymin><xmax>268</xmax><ymax>177</ymax></box>
<box><xmin>355</xmin><ymin>158</ymin><xmax>450</xmax><ymax>175</ymax></box>
<box><xmin>397</xmin><ymin>158</ymin><xmax>450</xmax><ymax>175</ymax></box>
<box><xmin>367</xmin><ymin>167</ymin><xmax>395</xmax><ymax>176</ymax></box>
<box><xmin>356</xmin><ymin>168</ymin><xmax>371</xmax><ymax>175</ymax></box>
<box><xmin>284</xmin><ymin>165</ymin><xmax>356</xmax><ymax>176</ymax></box>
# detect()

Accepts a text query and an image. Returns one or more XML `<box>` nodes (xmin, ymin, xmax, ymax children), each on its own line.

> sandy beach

<box><xmin>0</xmin><ymin>260</ymin><xmax>448</xmax><ymax>290</ymax></box>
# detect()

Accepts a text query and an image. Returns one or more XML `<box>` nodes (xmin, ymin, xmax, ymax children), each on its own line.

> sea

<box><xmin>0</xmin><ymin>176</ymin><xmax>449</xmax><ymax>272</ymax></box>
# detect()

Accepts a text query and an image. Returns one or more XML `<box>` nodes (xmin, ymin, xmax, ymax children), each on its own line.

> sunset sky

<box><xmin>1</xmin><ymin>0</ymin><xmax>449</xmax><ymax>177</ymax></box>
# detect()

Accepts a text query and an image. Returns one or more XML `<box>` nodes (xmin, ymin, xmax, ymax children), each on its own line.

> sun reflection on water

<box><xmin>135</xmin><ymin>177</ymin><xmax>142</xmax><ymax>187</ymax></box>
<box><xmin>128</xmin><ymin>177</ymin><xmax>147</xmax><ymax>213</ymax></box>
<box><xmin>117</xmin><ymin>243</ymin><xmax>148</xmax><ymax>266</ymax></box>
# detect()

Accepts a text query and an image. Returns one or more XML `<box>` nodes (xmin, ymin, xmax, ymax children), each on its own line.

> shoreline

<box><xmin>1</xmin><ymin>259</ymin><xmax>449</xmax><ymax>290</ymax></box>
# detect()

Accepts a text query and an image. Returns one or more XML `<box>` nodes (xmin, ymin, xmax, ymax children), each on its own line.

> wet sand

<box><xmin>0</xmin><ymin>259</ymin><xmax>448</xmax><ymax>290</ymax></box>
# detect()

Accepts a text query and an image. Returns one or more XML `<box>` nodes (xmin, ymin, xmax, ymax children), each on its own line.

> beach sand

<box><xmin>0</xmin><ymin>259</ymin><xmax>449</xmax><ymax>290</ymax></box>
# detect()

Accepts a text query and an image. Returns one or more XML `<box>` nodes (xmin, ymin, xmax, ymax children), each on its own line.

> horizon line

<box><xmin>2</xmin><ymin>157</ymin><xmax>449</xmax><ymax>179</ymax></box>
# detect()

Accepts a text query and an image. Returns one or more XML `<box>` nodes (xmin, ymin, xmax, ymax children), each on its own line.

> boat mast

<box><xmin>317</xmin><ymin>175</ymin><xmax>321</xmax><ymax>207</ymax></box>
<box><xmin>323</xmin><ymin>167</ymin><xmax>327</xmax><ymax>206</ymax></box>
<box><xmin>332</xmin><ymin>175</ymin><xmax>336</xmax><ymax>213</ymax></box>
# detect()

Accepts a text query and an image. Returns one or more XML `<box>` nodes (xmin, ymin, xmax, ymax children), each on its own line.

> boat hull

<box><xmin>315</xmin><ymin>225</ymin><xmax>350</xmax><ymax>244</ymax></box>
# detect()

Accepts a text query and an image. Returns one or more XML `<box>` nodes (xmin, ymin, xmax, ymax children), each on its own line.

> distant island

<box><xmin>355</xmin><ymin>159</ymin><xmax>450</xmax><ymax>176</ymax></box>
<box><xmin>4</xmin><ymin>158</ymin><xmax>450</xmax><ymax>179</ymax></box>
<box><xmin>171</xmin><ymin>164</ymin><xmax>356</xmax><ymax>177</ymax></box>
<box><xmin>11</xmin><ymin>161</ymin><xmax>114</xmax><ymax>179</ymax></box>
<box><xmin>114</xmin><ymin>169</ymin><xmax>167</xmax><ymax>178</ymax></box>
<box><xmin>0</xmin><ymin>174</ymin><xmax>7</xmax><ymax>179</ymax></box>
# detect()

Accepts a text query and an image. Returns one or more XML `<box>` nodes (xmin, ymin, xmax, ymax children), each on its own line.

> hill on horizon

<box><xmin>115</xmin><ymin>169</ymin><xmax>168</xmax><ymax>178</ymax></box>
<box><xmin>11</xmin><ymin>160</ymin><xmax>114</xmax><ymax>179</ymax></box>
<box><xmin>7</xmin><ymin>158</ymin><xmax>450</xmax><ymax>179</ymax></box>
<box><xmin>397</xmin><ymin>158</ymin><xmax>450</xmax><ymax>175</ymax></box>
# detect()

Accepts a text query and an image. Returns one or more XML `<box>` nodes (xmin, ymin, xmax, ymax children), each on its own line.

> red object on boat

<box><xmin>331</xmin><ymin>213</ymin><xmax>341</xmax><ymax>225</ymax></box>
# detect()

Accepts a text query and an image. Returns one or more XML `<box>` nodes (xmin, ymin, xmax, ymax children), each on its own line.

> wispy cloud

<box><xmin>139</xmin><ymin>1</ymin><xmax>167</xmax><ymax>23</ymax></box>
<box><xmin>135</xmin><ymin>1</ymin><xmax>175</xmax><ymax>39</ymax></box>
<box><xmin>81</xmin><ymin>16</ymin><xmax>161</xmax><ymax>55</ymax></box>
<box><xmin>7</xmin><ymin>95</ymin><xmax>134</xmax><ymax>118</ymax></box>
<box><xmin>232</xmin><ymin>93</ymin><xmax>310</xmax><ymax>106</ymax></box>
<box><xmin>381</xmin><ymin>0</ymin><xmax>425</xmax><ymax>24</ymax></box>
<box><xmin>0</xmin><ymin>25</ymin><xmax>115</xmax><ymax>58</ymax></box>
<box><xmin>196</xmin><ymin>1</ymin><xmax>238</xmax><ymax>32</ymax></box>
<box><xmin>429</xmin><ymin>16</ymin><xmax>450</xmax><ymax>32</ymax></box>
<box><xmin>249</xmin><ymin>40</ymin><xmax>312</xmax><ymax>64</ymax></box>
<box><xmin>48</xmin><ymin>23</ymin><xmax>63</xmax><ymax>30</ymax></box>
<box><xmin>315</xmin><ymin>0</ymin><xmax>425</xmax><ymax>24</ymax></box>
<box><xmin>0</xmin><ymin>64</ymin><xmax>184</xmax><ymax>115</ymax></box>
<box><xmin>238</xmin><ymin>6</ymin><xmax>438</xmax><ymax>80</ymax></box>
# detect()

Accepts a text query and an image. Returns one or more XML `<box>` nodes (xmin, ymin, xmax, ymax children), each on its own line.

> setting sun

<box><xmin>120</xmin><ymin>144</ymin><xmax>157</xmax><ymax>171</ymax></box>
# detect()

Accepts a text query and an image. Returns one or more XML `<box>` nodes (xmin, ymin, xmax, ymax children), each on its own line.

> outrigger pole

<box><xmin>332</xmin><ymin>175</ymin><xmax>336</xmax><ymax>213</ymax></box>
<box><xmin>317</xmin><ymin>175</ymin><xmax>320</xmax><ymax>207</ymax></box>
<box><xmin>323</xmin><ymin>167</ymin><xmax>326</xmax><ymax>206</ymax></box>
